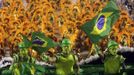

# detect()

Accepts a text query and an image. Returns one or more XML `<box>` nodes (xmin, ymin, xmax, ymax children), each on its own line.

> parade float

<box><xmin>0</xmin><ymin>0</ymin><xmax>134</xmax><ymax>75</ymax></box>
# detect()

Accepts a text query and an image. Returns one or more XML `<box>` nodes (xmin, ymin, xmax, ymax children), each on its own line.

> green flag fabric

<box><xmin>31</xmin><ymin>32</ymin><xmax>58</xmax><ymax>53</ymax></box>
<box><xmin>19</xmin><ymin>35</ymin><xmax>32</xmax><ymax>49</ymax></box>
<box><xmin>81</xmin><ymin>0</ymin><xmax>120</xmax><ymax>43</ymax></box>
<box><xmin>20</xmin><ymin>32</ymin><xmax>58</xmax><ymax>54</ymax></box>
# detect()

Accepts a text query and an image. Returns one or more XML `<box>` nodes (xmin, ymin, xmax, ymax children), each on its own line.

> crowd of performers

<box><xmin>0</xmin><ymin>0</ymin><xmax>134</xmax><ymax>75</ymax></box>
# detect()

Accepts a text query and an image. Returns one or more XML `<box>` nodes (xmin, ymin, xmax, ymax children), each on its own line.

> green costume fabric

<box><xmin>104</xmin><ymin>40</ymin><xmax>125</xmax><ymax>74</ymax></box>
<box><xmin>55</xmin><ymin>38</ymin><xmax>77</xmax><ymax>75</ymax></box>
<box><xmin>56</xmin><ymin>54</ymin><xmax>75</xmax><ymax>75</ymax></box>
<box><xmin>104</xmin><ymin>55</ymin><xmax>124</xmax><ymax>74</ymax></box>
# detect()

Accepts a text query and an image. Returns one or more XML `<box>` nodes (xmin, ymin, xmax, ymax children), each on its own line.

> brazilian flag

<box><xmin>20</xmin><ymin>32</ymin><xmax>58</xmax><ymax>54</ymax></box>
<box><xmin>81</xmin><ymin>0</ymin><xmax>120</xmax><ymax>43</ymax></box>
<box><xmin>31</xmin><ymin>32</ymin><xmax>58</xmax><ymax>54</ymax></box>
